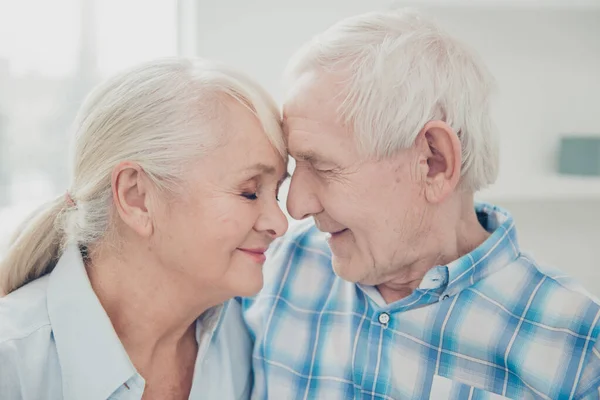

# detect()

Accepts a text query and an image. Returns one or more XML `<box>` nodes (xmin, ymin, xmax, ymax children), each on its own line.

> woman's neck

<box><xmin>85</xmin><ymin>243</ymin><xmax>222</xmax><ymax>372</ymax></box>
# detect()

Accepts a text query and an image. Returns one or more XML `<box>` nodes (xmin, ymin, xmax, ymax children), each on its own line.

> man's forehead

<box><xmin>283</xmin><ymin>71</ymin><xmax>343</xmax><ymax>118</ymax></box>
<box><xmin>285</xmin><ymin>116</ymin><xmax>356</xmax><ymax>163</ymax></box>
<box><xmin>282</xmin><ymin>72</ymin><xmax>354</xmax><ymax>157</ymax></box>
<box><xmin>282</xmin><ymin>96</ymin><xmax>344</xmax><ymax>138</ymax></box>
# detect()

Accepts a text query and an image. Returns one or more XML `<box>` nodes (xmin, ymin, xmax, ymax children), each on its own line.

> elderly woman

<box><xmin>0</xmin><ymin>58</ymin><xmax>288</xmax><ymax>399</ymax></box>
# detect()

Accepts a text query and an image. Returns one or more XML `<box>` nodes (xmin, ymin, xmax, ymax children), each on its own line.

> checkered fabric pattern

<box><xmin>242</xmin><ymin>203</ymin><xmax>600</xmax><ymax>399</ymax></box>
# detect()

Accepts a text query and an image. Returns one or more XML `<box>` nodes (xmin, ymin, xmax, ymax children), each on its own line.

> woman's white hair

<box><xmin>0</xmin><ymin>57</ymin><xmax>285</xmax><ymax>295</ymax></box>
<box><xmin>285</xmin><ymin>8</ymin><xmax>499</xmax><ymax>192</ymax></box>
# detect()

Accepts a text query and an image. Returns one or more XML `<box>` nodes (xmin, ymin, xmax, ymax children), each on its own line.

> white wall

<box><xmin>495</xmin><ymin>200</ymin><xmax>600</xmax><ymax>296</ymax></box>
<box><xmin>190</xmin><ymin>0</ymin><xmax>600</xmax><ymax>295</ymax></box>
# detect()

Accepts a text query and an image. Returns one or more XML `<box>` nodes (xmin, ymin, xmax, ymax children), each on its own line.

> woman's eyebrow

<box><xmin>244</xmin><ymin>163</ymin><xmax>277</xmax><ymax>175</ymax></box>
<box><xmin>244</xmin><ymin>163</ymin><xmax>289</xmax><ymax>185</ymax></box>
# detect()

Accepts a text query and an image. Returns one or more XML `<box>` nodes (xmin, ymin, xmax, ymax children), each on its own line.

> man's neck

<box><xmin>376</xmin><ymin>197</ymin><xmax>490</xmax><ymax>304</ymax></box>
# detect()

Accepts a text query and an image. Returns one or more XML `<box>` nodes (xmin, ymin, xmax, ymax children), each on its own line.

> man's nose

<box><xmin>286</xmin><ymin>169</ymin><xmax>323</xmax><ymax>220</ymax></box>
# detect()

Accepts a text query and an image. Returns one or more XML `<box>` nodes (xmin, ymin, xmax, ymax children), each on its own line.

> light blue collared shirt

<box><xmin>0</xmin><ymin>245</ymin><xmax>252</xmax><ymax>400</ymax></box>
<box><xmin>243</xmin><ymin>203</ymin><xmax>600</xmax><ymax>399</ymax></box>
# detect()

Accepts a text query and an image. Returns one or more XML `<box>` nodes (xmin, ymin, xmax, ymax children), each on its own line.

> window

<box><xmin>0</xmin><ymin>0</ymin><xmax>178</xmax><ymax>250</ymax></box>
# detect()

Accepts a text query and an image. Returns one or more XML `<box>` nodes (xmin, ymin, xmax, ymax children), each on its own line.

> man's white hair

<box><xmin>285</xmin><ymin>9</ymin><xmax>499</xmax><ymax>192</ymax></box>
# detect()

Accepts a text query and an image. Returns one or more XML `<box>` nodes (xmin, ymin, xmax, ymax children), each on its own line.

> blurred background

<box><xmin>0</xmin><ymin>0</ymin><xmax>599</xmax><ymax>294</ymax></box>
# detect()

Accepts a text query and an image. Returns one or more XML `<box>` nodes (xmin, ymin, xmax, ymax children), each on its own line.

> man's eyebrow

<box><xmin>293</xmin><ymin>151</ymin><xmax>320</xmax><ymax>163</ymax></box>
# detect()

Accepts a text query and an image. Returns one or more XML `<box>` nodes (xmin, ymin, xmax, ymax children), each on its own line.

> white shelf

<box><xmin>397</xmin><ymin>0</ymin><xmax>600</xmax><ymax>9</ymax></box>
<box><xmin>476</xmin><ymin>175</ymin><xmax>600</xmax><ymax>202</ymax></box>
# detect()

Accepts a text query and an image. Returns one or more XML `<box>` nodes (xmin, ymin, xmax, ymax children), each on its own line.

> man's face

<box><xmin>284</xmin><ymin>71</ymin><xmax>431</xmax><ymax>285</ymax></box>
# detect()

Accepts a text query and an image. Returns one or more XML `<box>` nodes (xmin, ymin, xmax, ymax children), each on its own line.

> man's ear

<box><xmin>111</xmin><ymin>161</ymin><xmax>154</xmax><ymax>238</ymax></box>
<box><xmin>415</xmin><ymin>120</ymin><xmax>462</xmax><ymax>203</ymax></box>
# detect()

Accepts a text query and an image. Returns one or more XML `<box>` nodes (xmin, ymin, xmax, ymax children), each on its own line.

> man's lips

<box><xmin>328</xmin><ymin>228</ymin><xmax>348</xmax><ymax>237</ymax></box>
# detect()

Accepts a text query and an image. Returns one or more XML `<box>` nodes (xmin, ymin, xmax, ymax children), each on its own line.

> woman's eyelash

<box><xmin>242</xmin><ymin>191</ymin><xmax>281</xmax><ymax>202</ymax></box>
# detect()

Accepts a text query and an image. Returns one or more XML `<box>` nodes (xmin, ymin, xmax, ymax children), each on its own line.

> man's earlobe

<box><xmin>419</xmin><ymin>121</ymin><xmax>462</xmax><ymax>203</ymax></box>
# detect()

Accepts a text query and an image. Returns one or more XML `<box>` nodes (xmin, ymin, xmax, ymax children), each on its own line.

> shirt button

<box><xmin>378</xmin><ymin>312</ymin><xmax>390</xmax><ymax>325</ymax></box>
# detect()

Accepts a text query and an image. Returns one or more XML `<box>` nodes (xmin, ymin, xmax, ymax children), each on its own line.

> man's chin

<box><xmin>331</xmin><ymin>256</ymin><xmax>365</xmax><ymax>283</ymax></box>
<box><xmin>331</xmin><ymin>255</ymin><xmax>382</xmax><ymax>286</ymax></box>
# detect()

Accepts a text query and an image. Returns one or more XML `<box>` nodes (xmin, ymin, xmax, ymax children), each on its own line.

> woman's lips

<box><xmin>237</xmin><ymin>248</ymin><xmax>268</xmax><ymax>263</ymax></box>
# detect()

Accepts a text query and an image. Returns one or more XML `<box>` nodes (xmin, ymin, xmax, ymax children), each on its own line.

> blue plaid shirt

<box><xmin>242</xmin><ymin>203</ymin><xmax>600</xmax><ymax>399</ymax></box>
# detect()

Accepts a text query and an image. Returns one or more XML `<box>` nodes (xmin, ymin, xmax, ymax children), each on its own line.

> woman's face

<box><xmin>152</xmin><ymin>100</ymin><xmax>288</xmax><ymax>298</ymax></box>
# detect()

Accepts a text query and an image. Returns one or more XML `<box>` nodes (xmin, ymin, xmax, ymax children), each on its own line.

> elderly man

<box><xmin>242</xmin><ymin>9</ymin><xmax>600</xmax><ymax>400</ymax></box>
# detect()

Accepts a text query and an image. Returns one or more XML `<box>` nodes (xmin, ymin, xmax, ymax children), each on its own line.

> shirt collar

<box><xmin>434</xmin><ymin>202</ymin><xmax>521</xmax><ymax>298</ymax></box>
<box><xmin>360</xmin><ymin>203</ymin><xmax>520</xmax><ymax>309</ymax></box>
<box><xmin>417</xmin><ymin>203</ymin><xmax>520</xmax><ymax>302</ymax></box>
<box><xmin>47</xmin><ymin>245</ymin><xmax>230</xmax><ymax>400</ymax></box>
<box><xmin>47</xmin><ymin>244</ymin><xmax>137</xmax><ymax>400</ymax></box>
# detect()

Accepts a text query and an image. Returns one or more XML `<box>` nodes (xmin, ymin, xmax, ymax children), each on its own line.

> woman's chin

<box><xmin>229</xmin><ymin>271</ymin><xmax>264</xmax><ymax>298</ymax></box>
<box><xmin>233</xmin><ymin>281</ymin><xmax>263</xmax><ymax>298</ymax></box>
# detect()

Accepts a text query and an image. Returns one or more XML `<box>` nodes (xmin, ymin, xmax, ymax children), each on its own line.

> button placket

<box><xmin>378</xmin><ymin>312</ymin><xmax>390</xmax><ymax>325</ymax></box>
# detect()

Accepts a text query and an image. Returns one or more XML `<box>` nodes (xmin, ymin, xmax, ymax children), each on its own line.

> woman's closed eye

<box><xmin>241</xmin><ymin>192</ymin><xmax>258</xmax><ymax>200</ymax></box>
<box><xmin>241</xmin><ymin>173</ymin><xmax>287</xmax><ymax>202</ymax></box>
<box><xmin>242</xmin><ymin>191</ymin><xmax>281</xmax><ymax>202</ymax></box>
